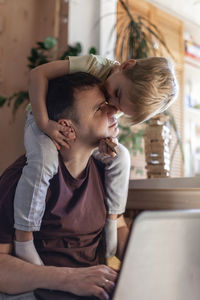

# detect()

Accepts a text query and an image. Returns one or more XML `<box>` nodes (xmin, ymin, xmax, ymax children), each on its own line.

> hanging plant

<box><xmin>113</xmin><ymin>0</ymin><xmax>174</xmax><ymax>61</ymax></box>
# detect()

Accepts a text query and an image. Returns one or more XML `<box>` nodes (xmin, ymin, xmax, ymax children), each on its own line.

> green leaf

<box><xmin>59</xmin><ymin>50</ymin><xmax>69</xmax><ymax>60</ymax></box>
<box><xmin>59</xmin><ymin>42</ymin><xmax>83</xmax><ymax>59</ymax></box>
<box><xmin>75</xmin><ymin>42</ymin><xmax>82</xmax><ymax>54</ymax></box>
<box><xmin>27</xmin><ymin>64</ymin><xmax>36</xmax><ymax>69</ymax></box>
<box><xmin>31</xmin><ymin>48</ymin><xmax>39</xmax><ymax>59</ymax></box>
<box><xmin>36</xmin><ymin>42</ymin><xmax>46</xmax><ymax>49</ymax></box>
<box><xmin>1</xmin><ymin>91</ymin><xmax>29</xmax><ymax>114</ymax></box>
<box><xmin>44</xmin><ymin>37</ymin><xmax>58</xmax><ymax>49</ymax></box>
<box><xmin>0</xmin><ymin>96</ymin><xmax>6</xmax><ymax>107</ymax></box>
<box><xmin>7</xmin><ymin>93</ymin><xmax>17</xmax><ymax>106</ymax></box>
<box><xmin>12</xmin><ymin>91</ymin><xmax>29</xmax><ymax>114</ymax></box>
<box><xmin>136</xmin><ymin>168</ymin><xmax>143</xmax><ymax>175</ymax></box>
<box><xmin>118</xmin><ymin>123</ymin><xmax>145</xmax><ymax>156</ymax></box>
<box><xmin>89</xmin><ymin>47</ymin><xmax>97</xmax><ymax>55</ymax></box>
<box><xmin>27</xmin><ymin>55</ymin><xmax>37</xmax><ymax>63</ymax></box>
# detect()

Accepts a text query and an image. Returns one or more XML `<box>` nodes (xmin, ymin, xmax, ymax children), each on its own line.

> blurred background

<box><xmin>0</xmin><ymin>0</ymin><xmax>200</xmax><ymax>179</ymax></box>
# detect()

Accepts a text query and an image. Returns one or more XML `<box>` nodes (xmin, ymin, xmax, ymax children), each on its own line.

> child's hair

<box><xmin>123</xmin><ymin>57</ymin><xmax>178</xmax><ymax>124</ymax></box>
<box><xmin>46</xmin><ymin>72</ymin><xmax>101</xmax><ymax>122</ymax></box>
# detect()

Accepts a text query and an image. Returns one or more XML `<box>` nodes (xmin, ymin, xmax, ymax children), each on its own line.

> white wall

<box><xmin>68</xmin><ymin>0</ymin><xmax>117</xmax><ymax>59</ymax></box>
<box><xmin>68</xmin><ymin>0</ymin><xmax>200</xmax><ymax>59</ymax></box>
<box><xmin>99</xmin><ymin>0</ymin><xmax>117</xmax><ymax>59</ymax></box>
<box><xmin>146</xmin><ymin>0</ymin><xmax>200</xmax><ymax>28</ymax></box>
<box><xmin>68</xmin><ymin>0</ymin><xmax>100</xmax><ymax>55</ymax></box>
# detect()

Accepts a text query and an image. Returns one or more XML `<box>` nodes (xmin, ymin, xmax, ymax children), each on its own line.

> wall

<box><xmin>146</xmin><ymin>0</ymin><xmax>200</xmax><ymax>28</ymax></box>
<box><xmin>68</xmin><ymin>0</ymin><xmax>100</xmax><ymax>55</ymax></box>
<box><xmin>68</xmin><ymin>0</ymin><xmax>117</xmax><ymax>59</ymax></box>
<box><xmin>0</xmin><ymin>0</ymin><xmax>64</xmax><ymax>174</ymax></box>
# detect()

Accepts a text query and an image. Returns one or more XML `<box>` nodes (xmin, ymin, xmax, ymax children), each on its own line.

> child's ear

<box><xmin>58</xmin><ymin>119</ymin><xmax>76</xmax><ymax>141</ymax></box>
<box><xmin>121</xmin><ymin>59</ymin><xmax>136</xmax><ymax>70</ymax></box>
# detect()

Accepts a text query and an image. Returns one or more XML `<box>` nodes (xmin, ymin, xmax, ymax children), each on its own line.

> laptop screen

<box><xmin>113</xmin><ymin>210</ymin><xmax>200</xmax><ymax>300</ymax></box>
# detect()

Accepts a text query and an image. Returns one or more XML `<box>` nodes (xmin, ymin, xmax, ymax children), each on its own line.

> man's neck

<box><xmin>59</xmin><ymin>143</ymin><xmax>95</xmax><ymax>179</ymax></box>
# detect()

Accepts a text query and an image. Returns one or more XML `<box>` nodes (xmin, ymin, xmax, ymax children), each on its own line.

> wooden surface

<box><xmin>126</xmin><ymin>178</ymin><xmax>200</xmax><ymax>211</ymax></box>
<box><xmin>0</xmin><ymin>0</ymin><xmax>68</xmax><ymax>174</ymax></box>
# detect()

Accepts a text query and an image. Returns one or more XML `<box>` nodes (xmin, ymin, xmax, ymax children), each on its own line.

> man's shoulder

<box><xmin>0</xmin><ymin>155</ymin><xmax>27</xmax><ymax>200</ymax></box>
<box><xmin>0</xmin><ymin>156</ymin><xmax>26</xmax><ymax>244</ymax></box>
<box><xmin>0</xmin><ymin>155</ymin><xmax>27</xmax><ymax>181</ymax></box>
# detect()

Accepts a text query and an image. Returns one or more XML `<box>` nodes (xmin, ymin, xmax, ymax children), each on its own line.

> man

<box><xmin>0</xmin><ymin>72</ymin><xmax>129</xmax><ymax>300</ymax></box>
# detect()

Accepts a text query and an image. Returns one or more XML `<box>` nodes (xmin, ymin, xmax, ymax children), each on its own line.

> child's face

<box><xmin>104</xmin><ymin>71</ymin><xmax>134</xmax><ymax>116</ymax></box>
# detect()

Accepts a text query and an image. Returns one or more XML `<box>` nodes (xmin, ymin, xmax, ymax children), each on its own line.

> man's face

<box><xmin>104</xmin><ymin>71</ymin><xmax>135</xmax><ymax>116</ymax></box>
<box><xmin>72</xmin><ymin>86</ymin><xmax>119</xmax><ymax>147</ymax></box>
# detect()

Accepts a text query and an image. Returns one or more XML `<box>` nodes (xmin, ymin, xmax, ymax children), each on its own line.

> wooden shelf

<box><xmin>127</xmin><ymin>178</ymin><xmax>200</xmax><ymax>210</ymax></box>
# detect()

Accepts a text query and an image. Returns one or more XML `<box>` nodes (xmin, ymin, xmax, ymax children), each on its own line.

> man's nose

<box><xmin>108</xmin><ymin>96</ymin><xmax>120</xmax><ymax>110</ymax></box>
<box><xmin>106</xmin><ymin>104</ymin><xmax>118</xmax><ymax>116</ymax></box>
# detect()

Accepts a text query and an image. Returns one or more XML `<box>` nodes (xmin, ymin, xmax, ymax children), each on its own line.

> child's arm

<box><xmin>29</xmin><ymin>60</ymin><xmax>71</xmax><ymax>149</ymax></box>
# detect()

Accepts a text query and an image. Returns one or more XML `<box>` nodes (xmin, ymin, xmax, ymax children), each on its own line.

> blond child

<box><xmin>14</xmin><ymin>55</ymin><xmax>178</xmax><ymax>265</ymax></box>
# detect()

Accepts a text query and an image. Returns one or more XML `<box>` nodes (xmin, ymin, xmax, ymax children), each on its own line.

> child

<box><xmin>14</xmin><ymin>54</ymin><xmax>178</xmax><ymax>265</ymax></box>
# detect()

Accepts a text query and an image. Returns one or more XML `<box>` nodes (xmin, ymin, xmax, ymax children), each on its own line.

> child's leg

<box><xmin>93</xmin><ymin>143</ymin><xmax>130</xmax><ymax>258</ymax></box>
<box><xmin>104</xmin><ymin>214</ymin><xmax>118</xmax><ymax>258</ymax></box>
<box><xmin>14</xmin><ymin>112</ymin><xmax>58</xmax><ymax>265</ymax></box>
<box><xmin>14</xmin><ymin>231</ymin><xmax>43</xmax><ymax>265</ymax></box>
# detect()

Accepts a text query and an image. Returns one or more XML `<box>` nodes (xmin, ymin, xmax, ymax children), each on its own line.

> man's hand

<box><xmin>98</xmin><ymin>138</ymin><xmax>120</xmax><ymax>158</ymax></box>
<box><xmin>0</xmin><ymin>243</ymin><xmax>117</xmax><ymax>299</ymax></box>
<box><xmin>42</xmin><ymin>120</ymin><xmax>75</xmax><ymax>150</ymax></box>
<box><xmin>58</xmin><ymin>264</ymin><xmax>118</xmax><ymax>300</ymax></box>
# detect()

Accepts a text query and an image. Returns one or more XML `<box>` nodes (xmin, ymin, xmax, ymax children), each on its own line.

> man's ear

<box><xmin>58</xmin><ymin>119</ymin><xmax>76</xmax><ymax>141</ymax></box>
<box><xmin>120</xmin><ymin>59</ymin><xmax>136</xmax><ymax>70</ymax></box>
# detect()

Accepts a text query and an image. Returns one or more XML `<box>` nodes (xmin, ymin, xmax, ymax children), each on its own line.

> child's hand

<box><xmin>98</xmin><ymin>137</ymin><xmax>120</xmax><ymax>158</ymax></box>
<box><xmin>43</xmin><ymin>120</ymin><xmax>75</xmax><ymax>150</ymax></box>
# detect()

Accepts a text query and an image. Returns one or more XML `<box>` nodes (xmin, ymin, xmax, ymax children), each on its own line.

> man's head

<box><xmin>105</xmin><ymin>56</ymin><xmax>178</xmax><ymax>124</ymax></box>
<box><xmin>46</xmin><ymin>72</ymin><xmax>119</xmax><ymax>148</ymax></box>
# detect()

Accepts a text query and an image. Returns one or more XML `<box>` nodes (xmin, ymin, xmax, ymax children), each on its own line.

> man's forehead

<box><xmin>74</xmin><ymin>86</ymin><xmax>105</xmax><ymax>109</ymax></box>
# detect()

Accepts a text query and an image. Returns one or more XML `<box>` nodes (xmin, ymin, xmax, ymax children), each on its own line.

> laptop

<box><xmin>113</xmin><ymin>209</ymin><xmax>200</xmax><ymax>300</ymax></box>
<box><xmin>35</xmin><ymin>210</ymin><xmax>200</xmax><ymax>300</ymax></box>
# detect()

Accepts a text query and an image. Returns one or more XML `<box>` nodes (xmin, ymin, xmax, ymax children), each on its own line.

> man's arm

<box><xmin>116</xmin><ymin>215</ymin><xmax>129</xmax><ymax>260</ymax></box>
<box><xmin>0</xmin><ymin>243</ymin><xmax>58</xmax><ymax>294</ymax></box>
<box><xmin>0</xmin><ymin>243</ymin><xmax>117</xmax><ymax>300</ymax></box>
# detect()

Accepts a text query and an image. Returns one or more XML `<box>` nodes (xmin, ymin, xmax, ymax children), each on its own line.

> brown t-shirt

<box><xmin>0</xmin><ymin>155</ymin><xmax>106</xmax><ymax>268</ymax></box>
